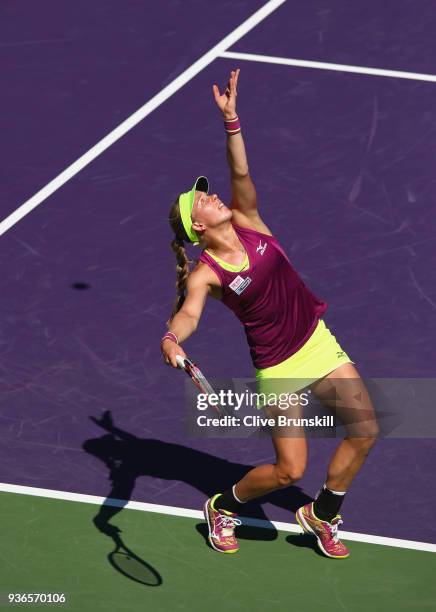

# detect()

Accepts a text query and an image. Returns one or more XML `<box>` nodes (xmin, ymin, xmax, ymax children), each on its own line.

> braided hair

<box><xmin>167</xmin><ymin>197</ymin><xmax>193</xmax><ymax>325</ymax></box>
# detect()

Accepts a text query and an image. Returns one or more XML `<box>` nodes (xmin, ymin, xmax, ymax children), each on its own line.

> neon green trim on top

<box><xmin>206</xmin><ymin>249</ymin><xmax>249</xmax><ymax>272</ymax></box>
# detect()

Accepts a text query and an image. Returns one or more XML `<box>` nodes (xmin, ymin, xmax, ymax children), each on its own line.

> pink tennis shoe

<box><xmin>296</xmin><ymin>502</ymin><xmax>350</xmax><ymax>559</ymax></box>
<box><xmin>203</xmin><ymin>494</ymin><xmax>241</xmax><ymax>554</ymax></box>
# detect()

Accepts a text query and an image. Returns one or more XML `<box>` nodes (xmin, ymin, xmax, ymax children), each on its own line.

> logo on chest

<box><xmin>256</xmin><ymin>240</ymin><xmax>267</xmax><ymax>256</ymax></box>
<box><xmin>229</xmin><ymin>275</ymin><xmax>252</xmax><ymax>295</ymax></box>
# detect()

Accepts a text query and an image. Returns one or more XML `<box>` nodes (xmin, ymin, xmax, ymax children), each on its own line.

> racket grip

<box><xmin>175</xmin><ymin>355</ymin><xmax>186</xmax><ymax>369</ymax></box>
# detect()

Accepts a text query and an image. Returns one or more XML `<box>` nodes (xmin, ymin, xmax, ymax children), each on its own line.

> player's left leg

<box><xmin>296</xmin><ymin>362</ymin><xmax>379</xmax><ymax>558</ymax></box>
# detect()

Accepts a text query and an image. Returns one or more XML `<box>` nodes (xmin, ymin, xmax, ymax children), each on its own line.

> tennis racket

<box><xmin>176</xmin><ymin>355</ymin><xmax>229</xmax><ymax>417</ymax></box>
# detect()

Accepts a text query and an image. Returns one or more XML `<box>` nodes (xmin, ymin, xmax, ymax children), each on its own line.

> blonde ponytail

<box><xmin>167</xmin><ymin>198</ymin><xmax>193</xmax><ymax>326</ymax></box>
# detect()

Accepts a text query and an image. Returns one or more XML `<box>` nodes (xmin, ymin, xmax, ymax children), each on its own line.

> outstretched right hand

<box><xmin>161</xmin><ymin>339</ymin><xmax>187</xmax><ymax>368</ymax></box>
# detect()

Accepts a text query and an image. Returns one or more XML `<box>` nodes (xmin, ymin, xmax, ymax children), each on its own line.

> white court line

<box><xmin>220</xmin><ymin>50</ymin><xmax>436</xmax><ymax>83</ymax></box>
<box><xmin>1</xmin><ymin>482</ymin><xmax>435</xmax><ymax>554</ymax></box>
<box><xmin>0</xmin><ymin>0</ymin><xmax>286</xmax><ymax>237</ymax></box>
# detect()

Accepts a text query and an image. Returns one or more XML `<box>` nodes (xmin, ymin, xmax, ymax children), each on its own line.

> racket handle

<box><xmin>175</xmin><ymin>355</ymin><xmax>186</xmax><ymax>369</ymax></box>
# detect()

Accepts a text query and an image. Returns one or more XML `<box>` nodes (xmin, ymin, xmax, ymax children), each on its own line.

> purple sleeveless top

<box><xmin>199</xmin><ymin>223</ymin><xmax>328</xmax><ymax>369</ymax></box>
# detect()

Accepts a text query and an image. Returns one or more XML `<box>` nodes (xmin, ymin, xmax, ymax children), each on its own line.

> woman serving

<box><xmin>161</xmin><ymin>69</ymin><xmax>378</xmax><ymax>559</ymax></box>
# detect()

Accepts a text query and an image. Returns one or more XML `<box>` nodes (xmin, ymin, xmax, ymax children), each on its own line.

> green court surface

<box><xmin>1</xmin><ymin>491</ymin><xmax>435</xmax><ymax>611</ymax></box>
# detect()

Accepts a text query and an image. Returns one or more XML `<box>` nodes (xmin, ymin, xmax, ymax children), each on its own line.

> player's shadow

<box><xmin>84</xmin><ymin>411</ymin><xmax>313</xmax><ymax>545</ymax></box>
<box><xmin>285</xmin><ymin>533</ymin><xmax>326</xmax><ymax>557</ymax></box>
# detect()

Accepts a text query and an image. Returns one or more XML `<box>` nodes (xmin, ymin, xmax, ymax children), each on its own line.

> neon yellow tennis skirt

<box><xmin>255</xmin><ymin>319</ymin><xmax>354</xmax><ymax>408</ymax></box>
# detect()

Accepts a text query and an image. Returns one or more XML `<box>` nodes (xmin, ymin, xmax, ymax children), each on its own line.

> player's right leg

<box><xmin>204</xmin><ymin>405</ymin><xmax>307</xmax><ymax>553</ymax></box>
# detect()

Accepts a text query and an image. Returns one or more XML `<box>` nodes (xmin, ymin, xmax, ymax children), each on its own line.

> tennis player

<box><xmin>161</xmin><ymin>69</ymin><xmax>378</xmax><ymax>559</ymax></box>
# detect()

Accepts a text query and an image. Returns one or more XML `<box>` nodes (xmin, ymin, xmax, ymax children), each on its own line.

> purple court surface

<box><xmin>1</xmin><ymin>1</ymin><xmax>436</xmax><ymax>544</ymax></box>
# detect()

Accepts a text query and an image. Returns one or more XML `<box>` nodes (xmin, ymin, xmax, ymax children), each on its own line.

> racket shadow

<box><xmin>93</xmin><ymin>519</ymin><xmax>162</xmax><ymax>587</ymax></box>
